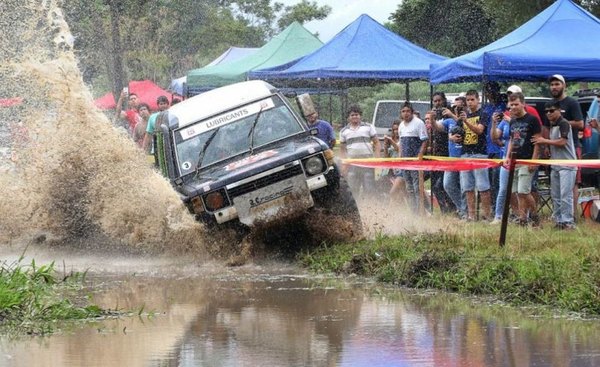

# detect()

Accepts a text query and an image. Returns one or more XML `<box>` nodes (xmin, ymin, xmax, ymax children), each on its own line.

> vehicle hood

<box><xmin>179</xmin><ymin>135</ymin><xmax>326</xmax><ymax>196</ymax></box>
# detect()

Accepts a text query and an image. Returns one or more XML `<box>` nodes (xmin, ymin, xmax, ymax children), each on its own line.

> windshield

<box><xmin>174</xmin><ymin>95</ymin><xmax>303</xmax><ymax>175</ymax></box>
<box><xmin>373</xmin><ymin>101</ymin><xmax>430</xmax><ymax>128</ymax></box>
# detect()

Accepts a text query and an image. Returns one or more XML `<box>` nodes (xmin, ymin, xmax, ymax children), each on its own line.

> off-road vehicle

<box><xmin>153</xmin><ymin>80</ymin><xmax>361</xmax><ymax>235</ymax></box>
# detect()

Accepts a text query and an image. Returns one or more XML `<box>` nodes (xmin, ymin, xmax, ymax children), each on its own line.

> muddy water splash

<box><xmin>0</xmin><ymin>1</ymin><xmax>206</xmax><ymax>255</ymax></box>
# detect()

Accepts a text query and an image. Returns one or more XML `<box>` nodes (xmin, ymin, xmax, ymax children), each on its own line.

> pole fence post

<box><xmin>499</xmin><ymin>152</ymin><xmax>517</xmax><ymax>247</ymax></box>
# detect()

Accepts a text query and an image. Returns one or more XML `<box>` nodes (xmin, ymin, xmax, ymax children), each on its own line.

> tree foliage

<box><xmin>388</xmin><ymin>0</ymin><xmax>600</xmax><ymax>59</ymax></box>
<box><xmin>62</xmin><ymin>0</ymin><xmax>330</xmax><ymax>95</ymax></box>
<box><xmin>276</xmin><ymin>0</ymin><xmax>331</xmax><ymax>31</ymax></box>
<box><xmin>388</xmin><ymin>0</ymin><xmax>498</xmax><ymax>58</ymax></box>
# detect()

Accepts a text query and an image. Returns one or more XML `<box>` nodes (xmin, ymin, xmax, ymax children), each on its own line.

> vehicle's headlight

<box><xmin>304</xmin><ymin>156</ymin><xmax>324</xmax><ymax>175</ymax></box>
<box><xmin>204</xmin><ymin>191</ymin><xmax>226</xmax><ymax>211</ymax></box>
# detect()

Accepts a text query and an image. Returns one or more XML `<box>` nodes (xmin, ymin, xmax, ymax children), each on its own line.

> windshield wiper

<box><xmin>195</xmin><ymin>127</ymin><xmax>220</xmax><ymax>171</ymax></box>
<box><xmin>247</xmin><ymin>107</ymin><xmax>264</xmax><ymax>155</ymax></box>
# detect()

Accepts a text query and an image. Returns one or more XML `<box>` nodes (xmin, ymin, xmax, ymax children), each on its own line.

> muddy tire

<box><xmin>312</xmin><ymin>169</ymin><xmax>363</xmax><ymax>240</ymax></box>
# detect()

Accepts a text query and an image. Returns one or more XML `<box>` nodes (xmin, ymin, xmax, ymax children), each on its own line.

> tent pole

<box><xmin>429</xmin><ymin>83</ymin><xmax>434</xmax><ymax>214</ymax></box>
<box><xmin>429</xmin><ymin>84</ymin><xmax>434</xmax><ymax>108</ymax></box>
<box><xmin>329</xmin><ymin>93</ymin><xmax>333</xmax><ymax>124</ymax></box>
<box><xmin>405</xmin><ymin>82</ymin><xmax>410</xmax><ymax>101</ymax></box>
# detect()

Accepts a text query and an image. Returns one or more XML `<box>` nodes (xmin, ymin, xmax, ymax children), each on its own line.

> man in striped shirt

<box><xmin>340</xmin><ymin>104</ymin><xmax>381</xmax><ymax>199</ymax></box>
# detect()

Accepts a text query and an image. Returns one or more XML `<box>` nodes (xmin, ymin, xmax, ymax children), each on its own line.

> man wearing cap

<box><xmin>506</xmin><ymin>84</ymin><xmax>545</xmax><ymax>209</ymax></box>
<box><xmin>306</xmin><ymin>111</ymin><xmax>336</xmax><ymax>148</ymax></box>
<box><xmin>505</xmin><ymin>92</ymin><xmax>542</xmax><ymax>226</ymax></box>
<box><xmin>506</xmin><ymin>85</ymin><xmax>542</xmax><ymax>125</ymax></box>
<box><xmin>548</xmin><ymin>74</ymin><xmax>584</xmax><ymax>216</ymax></box>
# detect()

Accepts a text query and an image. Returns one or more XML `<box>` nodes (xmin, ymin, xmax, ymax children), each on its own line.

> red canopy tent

<box><xmin>94</xmin><ymin>80</ymin><xmax>172</xmax><ymax>111</ymax></box>
<box><xmin>94</xmin><ymin>92</ymin><xmax>115</xmax><ymax>110</ymax></box>
<box><xmin>0</xmin><ymin>97</ymin><xmax>23</xmax><ymax>107</ymax></box>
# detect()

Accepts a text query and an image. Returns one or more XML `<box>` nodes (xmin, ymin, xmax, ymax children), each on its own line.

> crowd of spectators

<box><xmin>338</xmin><ymin>75</ymin><xmax>600</xmax><ymax>230</ymax></box>
<box><xmin>115</xmin><ymin>89</ymin><xmax>180</xmax><ymax>156</ymax></box>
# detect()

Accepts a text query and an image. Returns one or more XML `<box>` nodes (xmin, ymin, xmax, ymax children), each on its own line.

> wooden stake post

<box><xmin>499</xmin><ymin>152</ymin><xmax>517</xmax><ymax>247</ymax></box>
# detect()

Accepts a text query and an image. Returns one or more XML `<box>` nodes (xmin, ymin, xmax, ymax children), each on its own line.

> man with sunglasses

<box><xmin>549</xmin><ymin>74</ymin><xmax>584</xmax><ymax>217</ymax></box>
<box><xmin>531</xmin><ymin>101</ymin><xmax>577</xmax><ymax>230</ymax></box>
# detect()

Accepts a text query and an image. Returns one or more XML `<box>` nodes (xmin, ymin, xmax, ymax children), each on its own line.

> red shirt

<box><xmin>125</xmin><ymin>109</ymin><xmax>140</xmax><ymax>131</ymax></box>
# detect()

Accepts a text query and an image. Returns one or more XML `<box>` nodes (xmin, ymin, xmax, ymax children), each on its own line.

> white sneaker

<box><xmin>490</xmin><ymin>218</ymin><xmax>502</xmax><ymax>225</ymax></box>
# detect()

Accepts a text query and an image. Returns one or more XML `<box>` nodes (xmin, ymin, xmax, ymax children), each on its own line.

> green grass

<box><xmin>0</xmin><ymin>256</ymin><xmax>115</xmax><ymax>335</ymax></box>
<box><xmin>299</xmin><ymin>219</ymin><xmax>600</xmax><ymax>316</ymax></box>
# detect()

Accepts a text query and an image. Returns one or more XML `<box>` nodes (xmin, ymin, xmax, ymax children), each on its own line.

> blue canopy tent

<box><xmin>430</xmin><ymin>0</ymin><xmax>600</xmax><ymax>83</ymax></box>
<box><xmin>249</xmin><ymin>14</ymin><xmax>447</xmax><ymax>88</ymax></box>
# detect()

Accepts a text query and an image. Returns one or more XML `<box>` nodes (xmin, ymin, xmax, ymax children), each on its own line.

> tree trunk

<box><xmin>108</xmin><ymin>0</ymin><xmax>125</xmax><ymax>98</ymax></box>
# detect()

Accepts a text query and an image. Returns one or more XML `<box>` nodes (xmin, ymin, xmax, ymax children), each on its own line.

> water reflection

<box><xmin>1</xmin><ymin>271</ymin><xmax>599</xmax><ymax>367</ymax></box>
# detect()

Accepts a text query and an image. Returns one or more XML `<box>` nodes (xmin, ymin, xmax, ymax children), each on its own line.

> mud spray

<box><xmin>0</xmin><ymin>0</ymin><xmax>207</xmax><ymax>257</ymax></box>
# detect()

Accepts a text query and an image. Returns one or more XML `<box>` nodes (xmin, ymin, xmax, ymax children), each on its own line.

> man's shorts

<box><xmin>576</xmin><ymin>146</ymin><xmax>582</xmax><ymax>185</ymax></box>
<box><xmin>459</xmin><ymin>154</ymin><xmax>491</xmax><ymax>192</ymax></box>
<box><xmin>512</xmin><ymin>165</ymin><xmax>534</xmax><ymax>194</ymax></box>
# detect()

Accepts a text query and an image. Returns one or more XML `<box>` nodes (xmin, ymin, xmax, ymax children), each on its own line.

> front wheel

<box><xmin>312</xmin><ymin>169</ymin><xmax>363</xmax><ymax>240</ymax></box>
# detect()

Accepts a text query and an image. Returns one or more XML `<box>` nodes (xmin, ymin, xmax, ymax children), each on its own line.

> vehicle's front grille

<box><xmin>228</xmin><ymin>164</ymin><xmax>304</xmax><ymax>198</ymax></box>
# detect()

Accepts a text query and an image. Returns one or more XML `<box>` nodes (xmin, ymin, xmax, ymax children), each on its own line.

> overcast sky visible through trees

<box><xmin>278</xmin><ymin>0</ymin><xmax>399</xmax><ymax>41</ymax></box>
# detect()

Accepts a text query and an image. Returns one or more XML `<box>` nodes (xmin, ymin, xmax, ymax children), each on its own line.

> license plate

<box><xmin>233</xmin><ymin>175</ymin><xmax>313</xmax><ymax>226</ymax></box>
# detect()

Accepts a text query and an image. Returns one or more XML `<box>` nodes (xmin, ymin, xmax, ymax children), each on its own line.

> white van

<box><xmin>371</xmin><ymin>100</ymin><xmax>431</xmax><ymax>138</ymax></box>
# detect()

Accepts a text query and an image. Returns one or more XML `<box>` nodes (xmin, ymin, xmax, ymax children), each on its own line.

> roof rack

<box><xmin>574</xmin><ymin>88</ymin><xmax>600</xmax><ymax>97</ymax></box>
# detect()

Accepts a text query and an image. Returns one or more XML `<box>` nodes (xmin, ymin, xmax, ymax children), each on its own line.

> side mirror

<box><xmin>296</xmin><ymin>93</ymin><xmax>316</xmax><ymax>118</ymax></box>
<box><xmin>309</xmin><ymin>127</ymin><xmax>319</xmax><ymax>136</ymax></box>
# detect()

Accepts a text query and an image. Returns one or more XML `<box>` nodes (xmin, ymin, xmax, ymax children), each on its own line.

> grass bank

<box><xmin>299</xmin><ymin>220</ymin><xmax>600</xmax><ymax>316</ymax></box>
<box><xmin>0</xmin><ymin>257</ymin><xmax>114</xmax><ymax>335</ymax></box>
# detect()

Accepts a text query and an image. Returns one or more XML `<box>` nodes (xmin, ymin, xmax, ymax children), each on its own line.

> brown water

<box><xmin>1</xmin><ymin>247</ymin><xmax>600</xmax><ymax>367</ymax></box>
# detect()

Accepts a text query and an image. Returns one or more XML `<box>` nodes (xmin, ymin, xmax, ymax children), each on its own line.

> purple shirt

<box><xmin>310</xmin><ymin>119</ymin><xmax>335</xmax><ymax>148</ymax></box>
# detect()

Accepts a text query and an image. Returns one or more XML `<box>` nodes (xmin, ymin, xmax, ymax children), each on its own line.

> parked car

<box><xmin>371</xmin><ymin>100</ymin><xmax>431</xmax><ymax>138</ymax></box>
<box><xmin>574</xmin><ymin>89</ymin><xmax>600</xmax><ymax>188</ymax></box>
<box><xmin>152</xmin><ymin>80</ymin><xmax>362</xmax><ymax>232</ymax></box>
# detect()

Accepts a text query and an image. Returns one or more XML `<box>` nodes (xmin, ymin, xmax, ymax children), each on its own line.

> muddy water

<box><xmin>1</xmin><ymin>247</ymin><xmax>599</xmax><ymax>367</ymax></box>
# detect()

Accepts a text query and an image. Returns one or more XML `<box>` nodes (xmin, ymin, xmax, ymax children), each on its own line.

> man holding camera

<box><xmin>459</xmin><ymin>90</ymin><xmax>492</xmax><ymax>221</ymax></box>
<box><xmin>432</xmin><ymin>96</ymin><xmax>467</xmax><ymax>219</ymax></box>
<box><xmin>428</xmin><ymin>92</ymin><xmax>455</xmax><ymax>214</ymax></box>
<box><xmin>482</xmin><ymin>82</ymin><xmax>507</xmax><ymax>204</ymax></box>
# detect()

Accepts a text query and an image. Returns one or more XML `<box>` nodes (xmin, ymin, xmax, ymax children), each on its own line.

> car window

<box><xmin>373</xmin><ymin>101</ymin><xmax>430</xmax><ymax>127</ymax></box>
<box><xmin>174</xmin><ymin>96</ymin><xmax>303</xmax><ymax>175</ymax></box>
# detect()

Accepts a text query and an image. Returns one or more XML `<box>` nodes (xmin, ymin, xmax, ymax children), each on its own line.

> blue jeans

<box><xmin>488</xmin><ymin>153</ymin><xmax>501</xmax><ymax>204</ymax></box>
<box><xmin>494</xmin><ymin>167</ymin><xmax>509</xmax><ymax>219</ymax></box>
<box><xmin>551</xmin><ymin>168</ymin><xmax>577</xmax><ymax>224</ymax></box>
<box><xmin>404</xmin><ymin>169</ymin><xmax>420</xmax><ymax>212</ymax></box>
<box><xmin>444</xmin><ymin>170</ymin><xmax>466</xmax><ymax>217</ymax></box>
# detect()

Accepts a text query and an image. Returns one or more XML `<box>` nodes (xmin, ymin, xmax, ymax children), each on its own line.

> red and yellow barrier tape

<box><xmin>343</xmin><ymin>156</ymin><xmax>600</xmax><ymax>171</ymax></box>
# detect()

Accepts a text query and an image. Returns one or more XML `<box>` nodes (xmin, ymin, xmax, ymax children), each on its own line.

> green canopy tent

<box><xmin>186</xmin><ymin>22</ymin><xmax>322</xmax><ymax>96</ymax></box>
